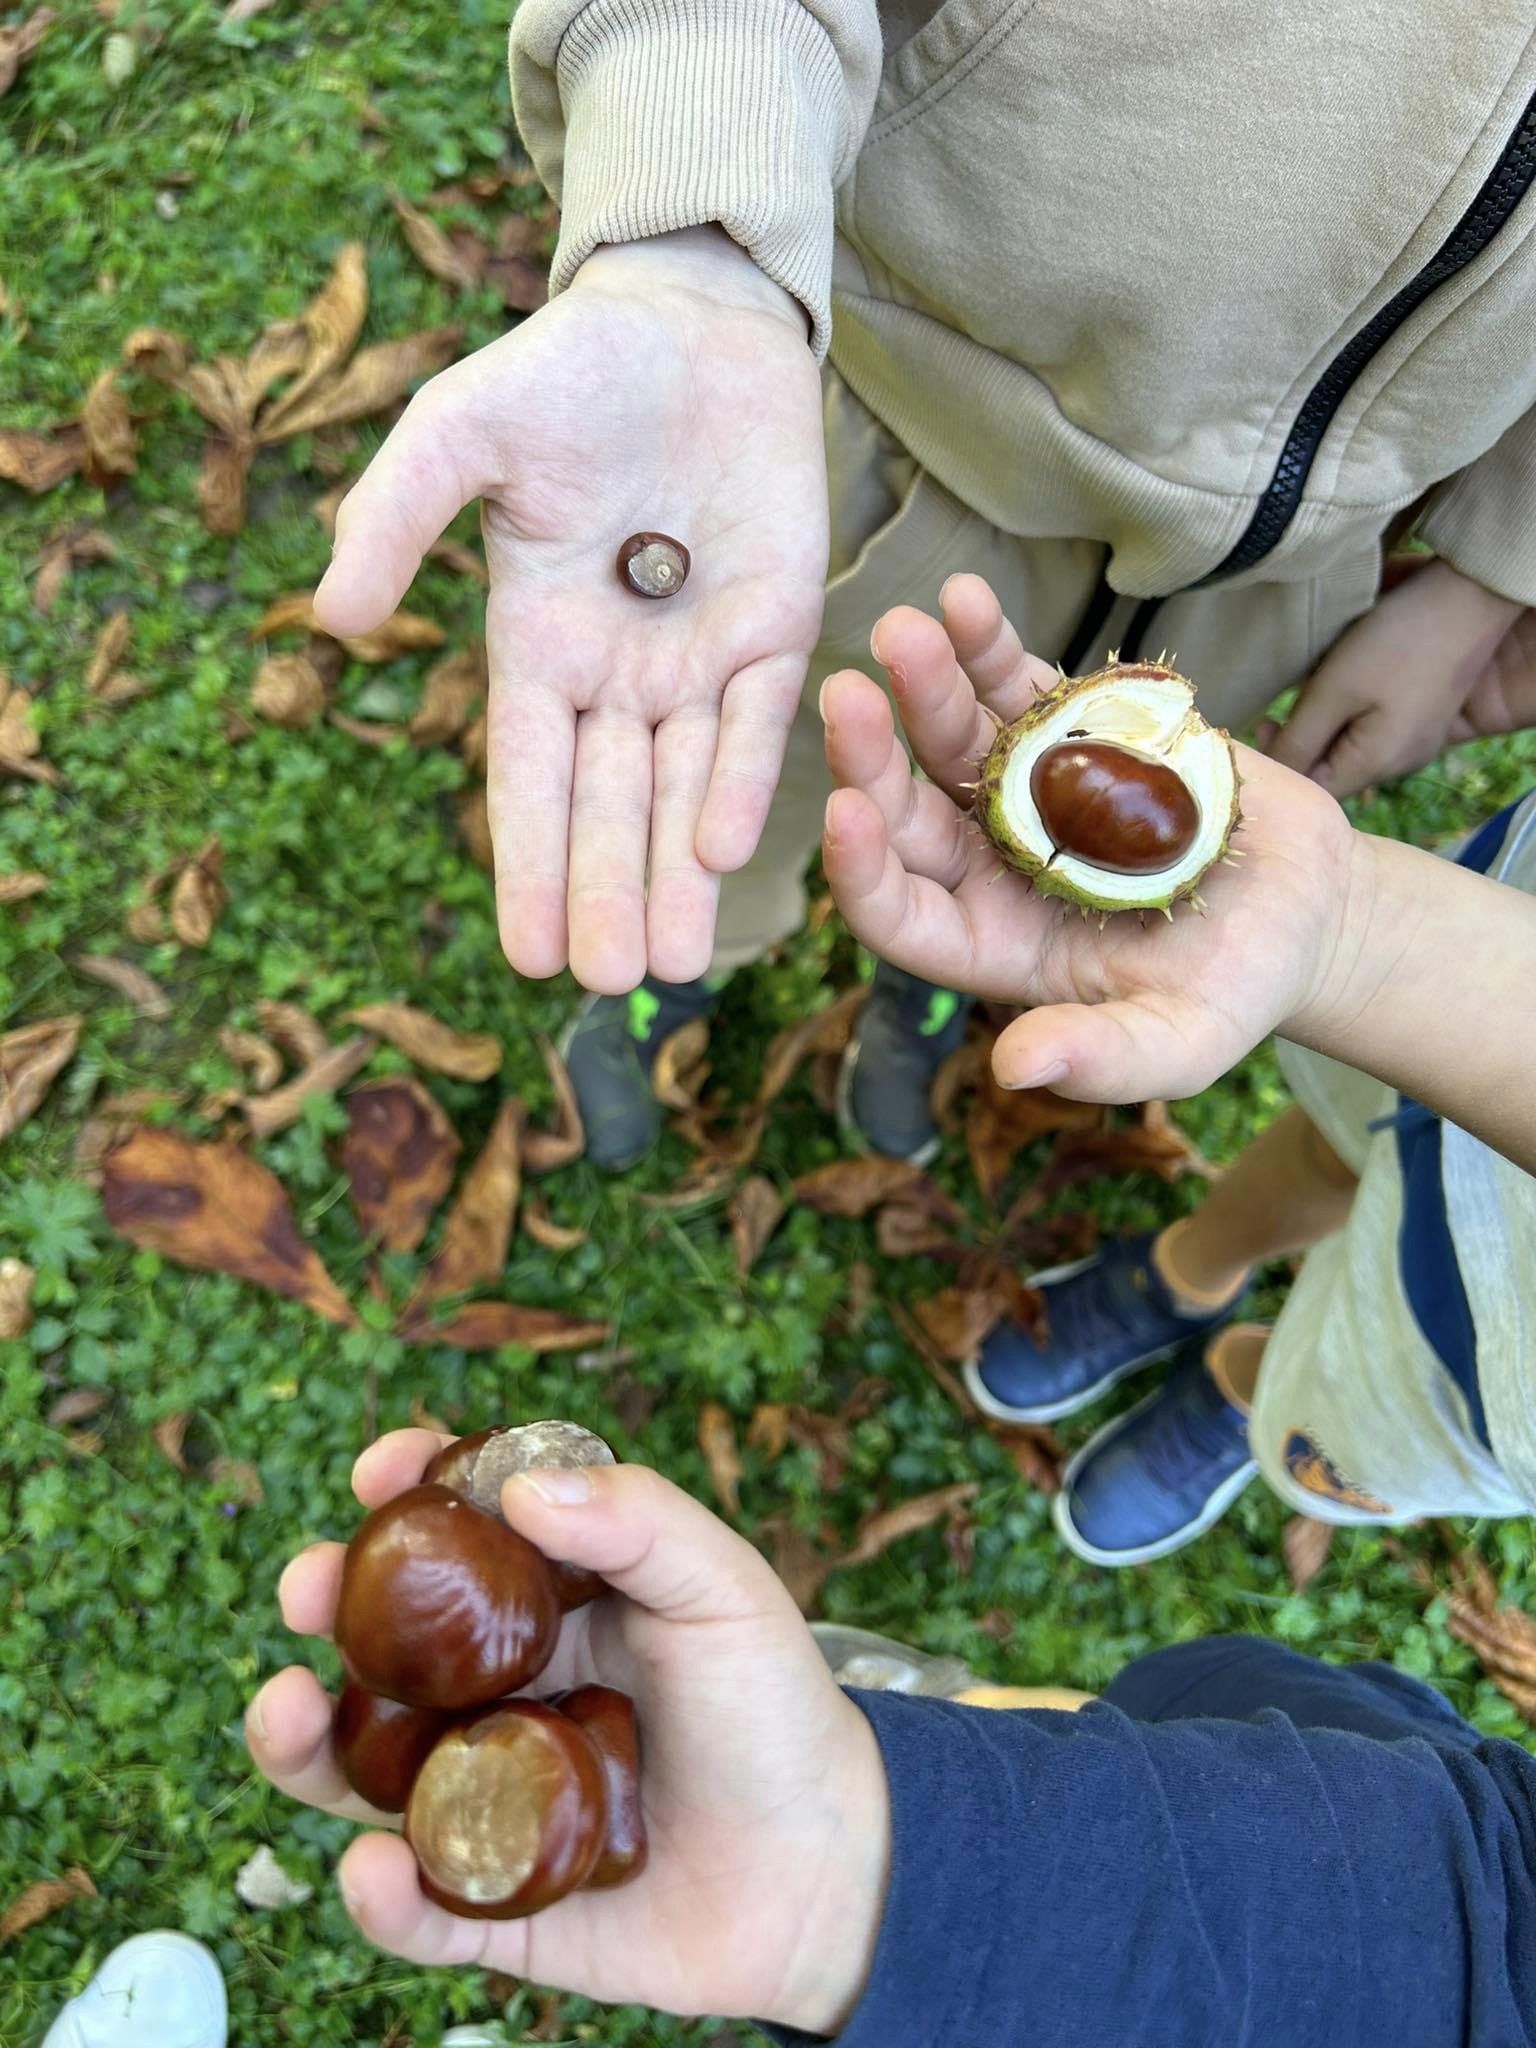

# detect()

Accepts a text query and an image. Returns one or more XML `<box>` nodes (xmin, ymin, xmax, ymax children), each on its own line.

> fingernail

<box><xmin>1004</xmin><ymin>1057</ymin><xmax>1069</xmax><ymax>1091</ymax></box>
<box><xmin>939</xmin><ymin>575</ymin><xmax>959</xmax><ymax>607</ymax></box>
<box><xmin>817</xmin><ymin>677</ymin><xmax>833</xmax><ymax>727</ymax></box>
<box><xmin>510</xmin><ymin>1468</ymin><xmax>592</xmax><ymax>1507</ymax></box>
<box><xmin>822</xmin><ymin>792</ymin><xmax>840</xmax><ymax>846</ymax></box>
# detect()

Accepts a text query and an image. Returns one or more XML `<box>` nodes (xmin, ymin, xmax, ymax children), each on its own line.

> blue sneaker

<box><xmin>1053</xmin><ymin>1347</ymin><xmax>1259</xmax><ymax>1567</ymax></box>
<box><xmin>963</xmin><ymin>1233</ymin><xmax>1241</xmax><ymax>1425</ymax></box>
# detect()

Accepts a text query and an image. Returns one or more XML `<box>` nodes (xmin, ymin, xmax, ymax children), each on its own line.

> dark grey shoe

<box><xmin>562</xmin><ymin>975</ymin><xmax>723</xmax><ymax>1171</ymax></box>
<box><xmin>839</xmin><ymin>963</ymin><xmax>971</xmax><ymax>1164</ymax></box>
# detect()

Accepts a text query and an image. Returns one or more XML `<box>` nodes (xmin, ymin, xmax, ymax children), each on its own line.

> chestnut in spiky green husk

<box><xmin>975</xmin><ymin>659</ymin><xmax>1239</xmax><ymax>916</ymax></box>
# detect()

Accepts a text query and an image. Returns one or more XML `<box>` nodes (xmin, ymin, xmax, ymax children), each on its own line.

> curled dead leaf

<box><xmin>0</xmin><ymin>1258</ymin><xmax>36</xmax><ymax>1340</ymax></box>
<box><xmin>841</xmin><ymin>1257</ymin><xmax>876</xmax><ymax>1334</ymax></box>
<box><xmin>0</xmin><ymin>423</ymin><xmax>85</xmax><ymax>492</ymax></box>
<box><xmin>84</xmin><ymin>611</ymin><xmax>132</xmax><ymax>693</ymax></box>
<box><xmin>457</xmin><ymin>785</ymin><xmax>494</xmax><ymax>871</ymax></box>
<box><xmin>888</xmin><ymin>1302</ymin><xmax>979</xmax><ymax>1418</ymax></box>
<box><xmin>0</xmin><ymin>1867</ymin><xmax>95</xmax><ymax>1947</ymax></box>
<box><xmin>912</xmin><ymin>1284</ymin><xmax>1008</xmax><ymax>1364</ymax></box>
<box><xmin>169</xmin><ymin>838</ymin><xmax>227</xmax><ymax>948</ymax></box>
<box><xmin>254</xmin><ymin>999</ymin><xmax>328</xmax><ymax>1067</ymax></box>
<box><xmin>729</xmin><ymin>1174</ymin><xmax>785</xmax><ymax>1275</ymax></box>
<box><xmin>875</xmin><ymin>1198</ymin><xmax>965</xmax><ymax>1260</ymax></box>
<box><xmin>392</xmin><ymin>191</ymin><xmax>485</xmax><ymax>291</ymax></box>
<box><xmin>697</xmin><ymin>1402</ymin><xmax>743</xmax><ymax>1517</ymax></box>
<box><xmin>407</xmin><ymin>1097</ymin><xmax>522</xmax><ymax>1306</ymax></box>
<box><xmin>1039</xmin><ymin>1102</ymin><xmax>1215</xmax><ymax>1196</ymax></box>
<box><xmin>70</xmin><ymin>954</ymin><xmax>170</xmax><ymax>1018</ymax></box>
<box><xmin>33</xmin><ymin>524</ymin><xmax>117</xmax><ymax>606</ymax></box>
<box><xmin>207</xmin><ymin>1456</ymin><xmax>264</xmax><ymax>1507</ymax></box>
<box><xmin>841</xmin><ymin>1482</ymin><xmax>979</xmax><ymax>1570</ymax></box>
<box><xmin>1436</xmin><ymin>1546</ymin><xmax>1536</xmax><ymax>1723</ymax></box>
<box><xmin>0</xmin><ymin>5</ymin><xmax>56</xmax><ymax>100</ymax></box>
<box><xmin>341</xmin><ymin>1077</ymin><xmax>460</xmax><ymax>1254</ymax></box>
<box><xmin>428</xmin><ymin>536</ymin><xmax>487</xmax><ymax>584</ymax></box>
<box><xmin>1</xmin><ymin>1015</ymin><xmax>82</xmax><ymax>1142</ymax></box>
<box><xmin>988</xmin><ymin>1420</ymin><xmax>1064</xmax><ymax>1495</ymax></box>
<box><xmin>257</xmin><ymin>326</ymin><xmax>460</xmax><ymax>443</ymax></box>
<box><xmin>757</xmin><ymin>1513</ymin><xmax>836</xmax><ymax>1614</ymax></box>
<box><xmin>408</xmin><ymin>646</ymin><xmax>485</xmax><ymax>745</ymax></box>
<box><xmin>252</xmin><ymin>591</ymin><xmax>445</xmax><ymax>664</ymax></box>
<box><xmin>46</xmin><ymin>1387</ymin><xmax>108</xmax><ymax>1428</ymax></box>
<box><xmin>346</xmin><ymin>1002</ymin><xmax>502</xmax><ymax>1081</ymax></box>
<box><xmin>638</xmin><ymin>1160</ymin><xmax>737</xmax><ymax>1210</ymax></box>
<box><xmin>79</xmin><ymin>369</ymin><xmax>136</xmax><ymax>484</ymax></box>
<box><xmin>1282</xmin><ymin>1515</ymin><xmax>1335</xmax><ymax>1594</ymax></box>
<box><xmin>966</xmin><ymin>1068</ymin><xmax>1101</xmax><ymax>1207</ymax></box>
<box><xmin>791</xmin><ymin>1156</ymin><xmax>924</xmax><ymax>1218</ymax></box>
<box><xmin>758</xmin><ymin>987</ymin><xmax>867</xmax><ymax>1108</ymax></box>
<box><xmin>522</xmin><ymin>1037</ymin><xmax>584</xmax><ymax>1172</ymax></box>
<box><xmin>102</xmin><ymin>1126</ymin><xmax>358</xmax><ymax>1324</ymax></box>
<box><xmin>486</xmin><ymin>254</ymin><xmax>549</xmax><ymax>313</ymax></box>
<box><xmin>328</xmin><ymin>711</ymin><xmax>404</xmax><ymax>747</ymax></box>
<box><xmin>652</xmin><ymin>1016</ymin><xmax>711</xmax><ymax>1112</ymax></box>
<box><xmin>152</xmin><ymin>1411</ymin><xmax>192</xmax><ymax>1474</ymax></box>
<box><xmin>930</xmin><ymin>1034</ymin><xmax>989</xmax><ymax>1135</ymax></box>
<box><xmin>239</xmin><ymin>1034</ymin><xmax>377</xmax><ymax>1138</ymax></box>
<box><xmin>747</xmin><ymin>1402</ymin><xmax>790</xmax><ymax>1462</ymax></box>
<box><xmin>0</xmin><ymin>680</ymin><xmax>40</xmax><ymax>759</ymax></box>
<box><xmin>197</xmin><ymin>434</ymin><xmax>255</xmax><ymax>537</ymax></box>
<box><xmin>522</xmin><ymin>1195</ymin><xmax>589</xmax><ymax>1251</ymax></box>
<box><xmin>459</xmin><ymin>709</ymin><xmax>488</xmax><ymax>775</ymax></box>
<box><xmin>403</xmin><ymin>1300</ymin><xmax>610</xmax><ymax>1353</ymax></box>
<box><xmin>255</xmin><ymin>243</ymin><xmax>368</xmax><ymax>432</ymax></box>
<box><xmin>0</xmin><ymin>871</ymin><xmax>48</xmax><ymax>904</ymax></box>
<box><xmin>251</xmin><ymin>651</ymin><xmax>327</xmax><ymax>728</ymax></box>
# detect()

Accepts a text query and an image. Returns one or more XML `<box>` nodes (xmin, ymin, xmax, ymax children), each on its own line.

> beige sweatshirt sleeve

<box><xmin>509</xmin><ymin>0</ymin><xmax>882</xmax><ymax>360</ymax></box>
<box><xmin>1418</xmin><ymin>404</ymin><xmax>1536</xmax><ymax>607</ymax></box>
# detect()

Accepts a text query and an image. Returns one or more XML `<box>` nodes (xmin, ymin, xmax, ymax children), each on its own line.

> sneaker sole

<box><xmin>960</xmin><ymin>1254</ymin><xmax>1179</xmax><ymax>1425</ymax></box>
<box><xmin>835</xmin><ymin>1035</ymin><xmax>941</xmax><ymax>1170</ymax></box>
<box><xmin>1050</xmin><ymin>1387</ymin><xmax>1260</xmax><ymax>1569</ymax></box>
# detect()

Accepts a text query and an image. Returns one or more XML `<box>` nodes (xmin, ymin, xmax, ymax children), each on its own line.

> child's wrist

<box><xmin>1282</xmin><ymin>830</ymin><xmax>1421</xmax><ymax>1070</ymax></box>
<box><xmin>570</xmin><ymin>226</ymin><xmax>807</xmax><ymax>336</ymax></box>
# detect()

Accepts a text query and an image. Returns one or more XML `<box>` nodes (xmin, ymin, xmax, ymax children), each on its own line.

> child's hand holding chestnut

<box><xmin>245</xmin><ymin>1427</ymin><xmax>890</xmax><ymax>2034</ymax></box>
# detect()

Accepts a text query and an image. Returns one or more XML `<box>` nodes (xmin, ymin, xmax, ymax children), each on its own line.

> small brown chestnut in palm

<box><xmin>334</xmin><ymin>1484</ymin><xmax>561</xmax><ymax>1710</ymax></box>
<box><xmin>547</xmin><ymin>1685</ymin><xmax>647</xmax><ymax>1888</ymax></box>
<box><xmin>405</xmin><ymin>1701</ymin><xmax>608</xmax><ymax>1918</ymax></box>
<box><xmin>616</xmin><ymin>532</ymin><xmax>689</xmax><ymax>599</ymax></box>
<box><xmin>1029</xmin><ymin>739</ymin><xmax>1200</xmax><ymax>877</ymax></box>
<box><xmin>334</xmin><ymin>1683</ymin><xmax>458</xmax><ymax>1813</ymax></box>
<box><xmin>424</xmin><ymin>1421</ymin><xmax>616</xmax><ymax>1610</ymax></box>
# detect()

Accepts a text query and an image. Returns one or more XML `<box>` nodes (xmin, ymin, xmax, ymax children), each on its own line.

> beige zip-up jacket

<box><xmin>510</xmin><ymin>2</ymin><xmax>1536</xmax><ymax>715</ymax></box>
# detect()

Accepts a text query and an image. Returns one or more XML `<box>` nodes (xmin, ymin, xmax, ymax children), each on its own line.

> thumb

<box><xmin>500</xmin><ymin>1463</ymin><xmax>791</xmax><ymax>1629</ymax></box>
<box><xmin>314</xmin><ymin>370</ymin><xmax>486</xmax><ymax>635</ymax></box>
<box><xmin>991</xmin><ymin>994</ymin><xmax>1238</xmax><ymax>1104</ymax></box>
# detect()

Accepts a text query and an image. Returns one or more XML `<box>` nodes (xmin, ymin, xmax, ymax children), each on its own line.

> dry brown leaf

<box><xmin>169</xmin><ymin>839</ymin><xmax>227</xmax><ymax>948</ymax></box>
<box><xmin>944</xmin><ymin>1499</ymin><xmax>978</xmax><ymax>1574</ymax></box>
<box><xmin>875</xmin><ymin>1199</ymin><xmax>964</xmax><ymax>1259</ymax></box>
<box><xmin>521</xmin><ymin>1195</ymin><xmax>589</xmax><ymax>1251</ymax></box>
<box><xmin>988</xmin><ymin>1420</ymin><xmax>1064</xmax><ymax>1495</ymax></box>
<box><xmin>409</xmin><ymin>646</ymin><xmax>485</xmax><ymax>745</ymax></box>
<box><xmin>233</xmin><ymin>318</ymin><xmax>309</xmax><ymax>416</ymax></box>
<box><xmin>0</xmin><ymin>870</ymin><xmax>48</xmax><ymax>905</ymax></box>
<box><xmin>341</xmin><ymin>1077</ymin><xmax>461</xmax><ymax>1254</ymax></box>
<box><xmin>697</xmin><ymin>1402</ymin><xmax>743</xmax><ymax>1516</ymax></box>
<box><xmin>240</xmin><ymin>1035</ymin><xmax>377</xmax><ymax>1138</ymax></box>
<box><xmin>841</xmin><ymin>1482</ymin><xmax>979</xmax><ymax>1570</ymax></box>
<box><xmin>121</xmin><ymin>325</ymin><xmax>191</xmax><ymax>382</ymax></box>
<box><xmin>1282</xmin><ymin>1515</ymin><xmax>1335</xmax><ymax>1594</ymax></box>
<box><xmin>405</xmin><ymin>1300</ymin><xmax>610</xmax><ymax>1352</ymax></box>
<box><xmin>79</xmin><ymin>369</ymin><xmax>136</xmax><ymax>484</ymax></box>
<box><xmin>258</xmin><ymin>326</ymin><xmax>460</xmax><ymax>443</ymax></box>
<box><xmin>125</xmin><ymin>868</ymin><xmax>168</xmax><ymax>943</ymax></box>
<box><xmin>409</xmin><ymin>1394</ymin><xmax>452</xmax><ymax>1435</ymax></box>
<box><xmin>214</xmin><ymin>1028</ymin><xmax>280</xmax><ymax>1094</ymax></box>
<box><xmin>255</xmin><ymin>999</ymin><xmax>328</xmax><ymax>1066</ymax></box>
<box><xmin>747</xmin><ymin>1403</ymin><xmax>791</xmax><ymax>1462</ymax></box>
<box><xmin>966</xmin><ymin>1069</ymin><xmax>1101</xmax><ymax>1206</ymax></box>
<box><xmin>0</xmin><ymin>1867</ymin><xmax>95</xmax><ymax>1946</ymax></box>
<box><xmin>153</xmin><ymin>1411</ymin><xmax>191</xmax><ymax>1473</ymax></box>
<box><xmin>523</xmin><ymin>1037</ymin><xmax>584</xmax><ymax>1172</ymax></box>
<box><xmin>758</xmin><ymin>987</ymin><xmax>867</xmax><ymax>1108</ymax></box>
<box><xmin>33</xmin><ymin>523</ymin><xmax>115</xmax><ymax>611</ymax></box>
<box><xmin>1039</xmin><ymin>1104</ymin><xmax>1215</xmax><ymax>1195</ymax></box>
<box><xmin>1</xmin><ymin>1015</ymin><xmax>81</xmax><ymax>1141</ymax></box>
<box><xmin>912</xmin><ymin>1285</ymin><xmax>1009</xmax><ymax>1363</ymax></box>
<box><xmin>71</xmin><ymin>954</ymin><xmax>170</xmax><ymax>1018</ymax></box>
<box><xmin>251</xmin><ymin>591</ymin><xmax>446</xmax><ymax>664</ymax></box>
<box><xmin>428</xmin><ymin>536</ymin><xmax>487</xmax><ymax>583</ymax></box>
<box><xmin>310</xmin><ymin>480</ymin><xmax>347</xmax><ymax>537</ymax></box>
<box><xmin>329</xmin><ymin>711</ymin><xmax>404</xmax><ymax>747</ymax></box>
<box><xmin>843</xmin><ymin>1257</ymin><xmax>876</xmax><ymax>1333</ymax></box>
<box><xmin>0</xmin><ymin>5</ymin><xmax>55</xmax><ymax>98</ymax></box>
<box><xmin>0</xmin><ymin>424</ymin><xmax>84</xmax><ymax>491</ymax></box>
<box><xmin>486</xmin><ymin>255</ymin><xmax>549</xmax><ymax>313</ymax></box>
<box><xmin>207</xmin><ymin>1456</ymin><xmax>264</xmax><ymax>1506</ymax></box>
<box><xmin>0</xmin><ymin>750</ymin><xmax>63</xmax><ymax>787</ymax></box>
<box><xmin>757</xmin><ymin>1514</ymin><xmax>835</xmax><ymax>1614</ymax></box>
<box><xmin>251</xmin><ymin>651</ymin><xmax>327</xmax><ymax>728</ymax></box>
<box><xmin>0</xmin><ymin>681</ymin><xmax>39</xmax><ymax>759</ymax></box>
<box><xmin>392</xmin><ymin>191</ymin><xmax>485</xmax><ymax>291</ymax></box>
<box><xmin>1437</xmin><ymin>1546</ymin><xmax>1536</xmax><ymax>1722</ymax></box>
<box><xmin>457</xmin><ymin>784</ymin><xmax>494</xmax><ymax>871</ymax></box>
<box><xmin>791</xmin><ymin>1156</ymin><xmax>924</xmax><ymax>1218</ymax></box>
<box><xmin>197</xmin><ymin>433</ymin><xmax>255</xmax><ymax>537</ymax></box>
<box><xmin>0</xmin><ymin>1258</ymin><xmax>35</xmax><ymax>1340</ymax></box>
<box><xmin>652</xmin><ymin>1017</ymin><xmax>711</xmax><ymax>1112</ymax></box>
<box><xmin>84</xmin><ymin>611</ymin><xmax>132</xmax><ymax>693</ymax></box>
<box><xmin>493</xmin><ymin>212</ymin><xmax>549</xmax><ymax>260</ymax></box>
<box><xmin>930</xmin><ymin>1034</ymin><xmax>989</xmax><ymax>1134</ymax></box>
<box><xmin>729</xmin><ymin>1175</ymin><xmax>785</xmax><ymax>1275</ymax></box>
<box><xmin>255</xmin><ymin>243</ymin><xmax>368</xmax><ymax>433</ymax></box>
<box><xmin>459</xmin><ymin>709</ymin><xmax>488</xmax><ymax>776</ymax></box>
<box><xmin>102</xmin><ymin>1127</ymin><xmax>358</xmax><ymax>1324</ymax></box>
<box><xmin>408</xmin><ymin>1097</ymin><xmax>523</xmax><ymax>1306</ymax></box>
<box><xmin>91</xmin><ymin>670</ymin><xmax>150</xmax><ymax>708</ymax></box>
<box><xmin>888</xmin><ymin>1302</ymin><xmax>979</xmax><ymax>1418</ymax></box>
<box><xmin>346</xmin><ymin>1002</ymin><xmax>502</xmax><ymax>1082</ymax></box>
<box><xmin>47</xmin><ymin>1387</ymin><xmax>107</xmax><ymax>1428</ymax></box>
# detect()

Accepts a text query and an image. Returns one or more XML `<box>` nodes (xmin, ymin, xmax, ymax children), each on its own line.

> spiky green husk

<box><xmin>975</xmin><ymin>659</ymin><xmax>1240</xmax><ymax>915</ymax></box>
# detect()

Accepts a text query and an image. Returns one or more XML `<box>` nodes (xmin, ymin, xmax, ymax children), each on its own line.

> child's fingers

<box><xmin>278</xmin><ymin>1543</ymin><xmax>347</xmax><ymax>1639</ymax></box>
<box><xmin>696</xmin><ymin>652</ymin><xmax>807</xmax><ymax>874</ymax></box>
<box><xmin>821</xmin><ymin>671</ymin><xmax>975</xmax><ymax>889</ymax></box>
<box><xmin>939</xmin><ymin>574</ymin><xmax>1058</xmax><ymax>712</ymax></box>
<box><xmin>646</xmin><ymin>706</ymin><xmax>723</xmax><ymax>986</ymax></box>
<box><xmin>337</xmin><ymin>1834</ymin><xmax>516</xmax><ymax>1969</ymax></box>
<box><xmin>487</xmin><ymin>663</ymin><xmax>578</xmax><ymax>983</ymax></box>
<box><xmin>868</xmin><ymin>607</ymin><xmax>996</xmax><ymax>798</ymax></box>
<box><xmin>244</xmin><ymin>1667</ymin><xmax>403</xmax><ymax>1831</ymax></box>
<box><xmin>821</xmin><ymin>788</ymin><xmax>981</xmax><ymax>984</ymax></box>
<box><xmin>352</xmin><ymin>1429</ymin><xmax>455</xmax><ymax>1507</ymax></box>
<box><xmin>991</xmin><ymin>993</ymin><xmax>1229</xmax><ymax>1104</ymax></box>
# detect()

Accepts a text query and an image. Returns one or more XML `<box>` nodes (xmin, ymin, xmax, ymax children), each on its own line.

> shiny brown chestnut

<box><xmin>1029</xmin><ymin>739</ymin><xmax>1200</xmax><ymax>877</ymax></box>
<box><xmin>617</xmin><ymin>532</ymin><xmax>689</xmax><ymax>599</ymax></box>
<box><xmin>547</xmin><ymin>1685</ymin><xmax>647</xmax><ymax>1888</ymax></box>
<box><xmin>334</xmin><ymin>1683</ymin><xmax>459</xmax><ymax>1813</ymax></box>
<box><xmin>405</xmin><ymin>1700</ymin><xmax>608</xmax><ymax>1918</ymax></box>
<box><xmin>424</xmin><ymin>1422</ymin><xmax>616</xmax><ymax>1610</ymax></box>
<box><xmin>334</xmin><ymin>1483</ymin><xmax>561</xmax><ymax>1711</ymax></box>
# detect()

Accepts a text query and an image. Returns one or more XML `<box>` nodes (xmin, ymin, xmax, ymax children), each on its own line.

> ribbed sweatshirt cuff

<box><xmin>512</xmin><ymin>0</ymin><xmax>863</xmax><ymax>361</ymax></box>
<box><xmin>1419</xmin><ymin>405</ymin><xmax>1536</xmax><ymax>606</ymax></box>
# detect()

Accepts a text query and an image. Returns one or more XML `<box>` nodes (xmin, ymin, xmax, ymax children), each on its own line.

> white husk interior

<box><xmin>998</xmin><ymin>674</ymin><xmax>1234</xmax><ymax>906</ymax></box>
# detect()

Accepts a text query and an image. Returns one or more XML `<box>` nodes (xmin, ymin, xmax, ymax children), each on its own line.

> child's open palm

<box><xmin>821</xmin><ymin>578</ymin><xmax>1361</xmax><ymax>1104</ymax></box>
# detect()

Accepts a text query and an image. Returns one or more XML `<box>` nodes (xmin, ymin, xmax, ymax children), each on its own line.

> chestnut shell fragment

<box><xmin>334</xmin><ymin>1483</ymin><xmax>561</xmax><ymax>1710</ymax></box>
<box><xmin>405</xmin><ymin>1700</ymin><xmax>608</xmax><ymax>1918</ymax></box>
<box><xmin>617</xmin><ymin>532</ymin><xmax>689</xmax><ymax>599</ymax></box>
<box><xmin>1028</xmin><ymin>739</ymin><xmax>1200</xmax><ymax>877</ymax></box>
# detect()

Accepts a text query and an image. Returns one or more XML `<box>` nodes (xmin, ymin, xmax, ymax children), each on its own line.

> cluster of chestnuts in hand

<box><xmin>331</xmin><ymin>1420</ymin><xmax>646</xmax><ymax>1919</ymax></box>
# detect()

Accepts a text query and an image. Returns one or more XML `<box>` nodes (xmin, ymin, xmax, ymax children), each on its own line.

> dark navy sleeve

<box><xmin>769</xmin><ymin>1663</ymin><xmax>1536</xmax><ymax>2048</ymax></box>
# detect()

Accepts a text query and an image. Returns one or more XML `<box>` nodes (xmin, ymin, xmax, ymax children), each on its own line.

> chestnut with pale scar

<box><xmin>617</xmin><ymin>532</ymin><xmax>689</xmax><ymax>599</ymax></box>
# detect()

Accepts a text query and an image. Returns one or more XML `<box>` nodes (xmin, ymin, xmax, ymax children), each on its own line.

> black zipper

<box><xmin>1064</xmin><ymin>78</ymin><xmax>1536</xmax><ymax>669</ymax></box>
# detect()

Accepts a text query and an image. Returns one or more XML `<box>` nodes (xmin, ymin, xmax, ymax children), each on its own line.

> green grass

<box><xmin>4</xmin><ymin>5</ymin><xmax>1536</xmax><ymax>2044</ymax></box>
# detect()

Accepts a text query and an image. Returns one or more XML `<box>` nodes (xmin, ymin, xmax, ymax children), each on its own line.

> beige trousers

<box><xmin>710</xmin><ymin>371</ymin><xmax>1370</xmax><ymax>972</ymax></box>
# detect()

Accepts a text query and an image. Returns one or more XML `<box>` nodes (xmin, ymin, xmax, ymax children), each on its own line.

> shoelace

<box><xmin>1137</xmin><ymin>1373</ymin><xmax>1245</xmax><ymax>1493</ymax></box>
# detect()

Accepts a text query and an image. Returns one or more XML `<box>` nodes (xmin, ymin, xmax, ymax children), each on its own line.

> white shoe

<box><xmin>42</xmin><ymin>1932</ymin><xmax>226</xmax><ymax>2048</ymax></box>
